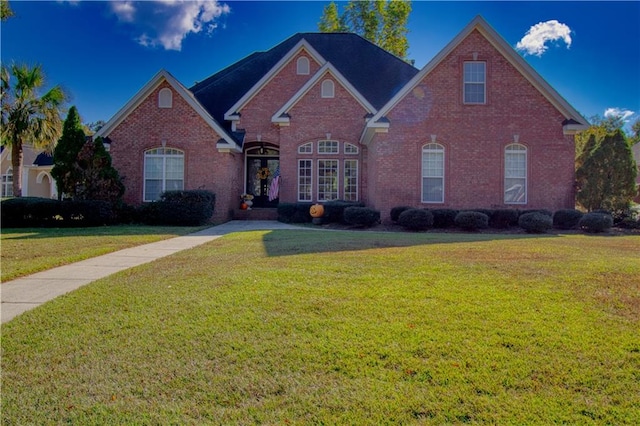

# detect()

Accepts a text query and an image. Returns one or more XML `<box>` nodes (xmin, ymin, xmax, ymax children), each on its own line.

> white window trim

<box><xmin>297</xmin><ymin>159</ymin><xmax>313</xmax><ymax>202</ymax></box>
<box><xmin>317</xmin><ymin>140</ymin><xmax>339</xmax><ymax>154</ymax></box>
<box><xmin>317</xmin><ymin>159</ymin><xmax>339</xmax><ymax>202</ymax></box>
<box><xmin>298</xmin><ymin>142</ymin><xmax>313</xmax><ymax>154</ymax></box>
<box><xmin>504</xmin><ymin>143</ymin><xmax>527</xmax><ymax>205</ymax></box>
<box><xmin>143</xmin><ymin>148</ymin><xmax>184</xmax><ymax>202</ymax></box>
<box><xmin>343</xmin><ymin>159</ymin><xmax>358</xmax><ymax>201</ymax></box>
<box><xmin>158</xmin><ymin>88</ymin><xmax>173</xmax><ymax>108</ymax></box>
<box><xmin>296</xmin><ymin>56</ymin><xmax>310</xmax><ymax>75</ymax></box>
<box><xmin>321</xmin><ymin>79</ymin><xmax>335</xmax><ymax>98</ymax></box>
<box><xmin>463</xmin><ymin>61</ymin><xmax>486</xmax><ymax>105</ymax></box>
<box><xmin>421</xmin><ymin>143</ymin><xmax>445</xmax><ymax>203</ymax></box>
<box><xmin>1</xmin><ymin>167</ymin><xmax>13</xmax><ymax>198</ymax></box>
<box><xmin>344</xmin><ymin>143</ymin><xmax>359</xmax><ymax>154</ymax></box>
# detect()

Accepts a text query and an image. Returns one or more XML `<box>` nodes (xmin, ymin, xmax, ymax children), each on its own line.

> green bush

<box><xmin>579</xmin><ymin>212</ymin><xmax>613</xmax><ymax>233</ymax></box>
<box><xmin>277</xmin><ymin>203</ymin><xmax>312</xmax><ymax>224</ymax></box>
<box><xmin>518</xmin><ymin>212</ymin><xmax>553</xmax><ymax>233</ymax></box>
<box><xmin>398</xmin><ymin>208</ymin><xmax>434</xmax><ymax>231</ymax></box>
<box><xmin>323</xmin><ymin>200</ymin><xmax>364</xmax><ymax>224</ymax></box>
<box><xmin>490</xmin><ymin>209</ymin><xmax>520</xmax><ymax>229</ymax></box>
<box><xmin>471</xmin><ymin>209</ymin><xmax>495</xmax><ymax>220</ymax></box>
<box><xmin>553</xmin><ymin>209</ymin><xmax>584</xmax><ymax>230</ymax></box>
<box><xmin>519</xmin><ymin>209</ymin><xmax>552</xmax><ymax>217</ymax></box>
<box><xmin>139</xmin><ymin>190</ymin><xmax>215</xmax><ymax>226</ymax></box>
<box><xmin>1</xmin><ymin>197</ymin><xmax>114</xmax><ymax>228</ymax></box>
<box><xmin>430</xmin><ymin>209</ymin><xmax>458</xmax><ymax>228</ymax></box>
<box><xmin>390</xmin><ymin>206</ymin><xmax>412</xmax><ymax>223</ymax></box>
<box><xmin>344</xmin><ymin>207</ymin><xmax>380</xmax><ymax>227</ymax></box>
<box><xmin>455</xmin><ymin>211</ymin><xmax>489</xmax><ymax>231</ymax></box>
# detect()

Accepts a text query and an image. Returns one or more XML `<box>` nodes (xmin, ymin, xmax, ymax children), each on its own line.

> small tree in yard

<box><xmin>51</xmin><ymin>106</ymin><xmax>86</xmax><ymax>199</ymax></box>
<box><xmin>73</xmin><ymin>137</ymin><xmax>124</xmax><ymax>204</ymax></box>
<box><xmin>576</xmin><ymin>129</ymin><xmax>638</xmax><ymax>212</ymax></box>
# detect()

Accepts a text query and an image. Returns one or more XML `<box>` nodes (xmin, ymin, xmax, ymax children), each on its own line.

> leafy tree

<box><xmin>73</xmin><ymin>137</ymin><xmax>124</xmax><ymax>204</ymax></box>
<box><xmin>576</xmin><ymin>129</ymin><xmax>638</xmax><ymax>212</ymax></box>
<box><xmin>631</xmin><ymin>118</ymin><xmax>640</xmax><ymax>146</ymax></box>
<box><xmin>1</xmin><ymin>64</ymin><xmax>67</xmax><ymax>197</ymax></box>
<box><xmin>318</xmin><ymin>0</ymin><xmax>412</xmax><ymax>59</ymax></box>
<box><xmin>52</xmin><ymin>106</ymin><xmax>87</xmax><ymax>200</ymax></box>
<box><xmin>1</xmin><ymin>0</ymin><xmax>13</xmax><ymax>21</ymax></box>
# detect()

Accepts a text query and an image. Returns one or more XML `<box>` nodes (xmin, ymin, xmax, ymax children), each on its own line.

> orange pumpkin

<box><xmin>240</xmin><ymin>202</ymin><xmax>248</xmax><ymax>210</ymax></box>
<box><xmin>310</xmin><ymin>204</ymin><xmax>324</xmax><ymax>218</ymax></box>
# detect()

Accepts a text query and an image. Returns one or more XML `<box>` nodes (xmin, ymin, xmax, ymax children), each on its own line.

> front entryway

<box><xmin>246</xmin><ymin>147</ymin><xmax>279</xmax><ymax>208</ymax></box>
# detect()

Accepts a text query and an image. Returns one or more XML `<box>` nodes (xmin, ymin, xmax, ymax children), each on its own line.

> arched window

<box><xmin>144</xmin><ymin>148</ymin><xmax>184</xmax><ymax>201</ymax></box>
<box><xmin>504</xmin><ymin>144</ymin><xmax>527</xmax><ymax>204</ymax></box>
<box><xmin>158</xmin><ymin>88</ymin><xmax>173</xmax><ymax>108</ymax></box>
<box><xmin>296</xmin><ymin>57</ymin><xmax>310</xmax><ymax>75</ymax></box>
<box><xmin>422</xmin><ymin>143</ymin><xmax>444</xmax><ymax>203</ymax></box>
<box><xmin>321</xmin><ymin>79</ymin><xmax>335</xmax><ymax>98</ymax></box>
<box><xmin>1</xmin><ymin>168</ymin><xmax>13</xmax><ymax>197</ymax></box>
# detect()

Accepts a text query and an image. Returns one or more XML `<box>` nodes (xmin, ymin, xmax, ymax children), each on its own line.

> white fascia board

<box><xmin>271</xmin><ymin>62</ymin><xmax>377</xmax><ymax>124</ymax></box>
<box><xmin>563</xmin><ymin>123</ymin><xmax>589</xmax><ymax>135</ymax></box>
<box><xmin>223</xmin><ymin>39</ymin><xmax>326</xmax><ymax>121</ymax></box>
<box><xmin>95</xmin><ymin>69</ymin><xmax>242</xmax><ymax>153</ymax></box>
<box><xmin>368</xmin><ymin>15</ymin><xmax>588</xmax><ymax>129</ymax></box>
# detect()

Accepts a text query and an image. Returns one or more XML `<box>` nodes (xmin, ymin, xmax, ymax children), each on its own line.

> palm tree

<box><xmin>1</xmin><ymin>64</ymin><xmax>67</xmax><ymax>197</ymax></box>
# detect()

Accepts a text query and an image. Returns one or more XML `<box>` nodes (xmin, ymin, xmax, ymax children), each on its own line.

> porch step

<box><xmin>233</xmin><ymin>208</ymin><xmax>278</xmax><ymax>221</ymax></box>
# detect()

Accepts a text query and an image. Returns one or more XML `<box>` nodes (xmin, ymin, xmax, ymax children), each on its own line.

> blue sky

<box><xmin>2</xmin><ymin>1</ymin><xmax>639</xmax><ymax>129</ymax></box>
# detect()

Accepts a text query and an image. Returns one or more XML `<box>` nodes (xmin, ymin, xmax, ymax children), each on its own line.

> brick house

<box><xmin>95</xmin><ymin>16</ymin><xmax>587</xmax><ymax>222</ymax></box>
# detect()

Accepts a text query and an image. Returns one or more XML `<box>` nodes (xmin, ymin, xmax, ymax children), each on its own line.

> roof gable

<box><xmin>272</xmin><ymin>62</ymin><xmax>376</xmax><ymax>125</ymax></box>
<box><xmin>368</xmin><ymin>15</ymin><xmax>588</xmax><ymax>135</ymax></box>
<box><xmin>95</xmin><ymin>69</ymin><xmax>241</xmax><ymax>153</ymax></box>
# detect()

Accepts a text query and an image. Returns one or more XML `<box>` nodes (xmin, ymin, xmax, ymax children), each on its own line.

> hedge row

<box><xmin>278</xmin><ymin>201</ymin><xmax>365</xmax><ymax>224</ymax></box>
<box><xmin>391</xmin><ymin>207</ymin><xmax>624</xmax><ymax>233</ymax></box>
<box><xmin>1</xmin><ymin>190</ymin><xmax>216</xmax><ymax>228</ymax></box>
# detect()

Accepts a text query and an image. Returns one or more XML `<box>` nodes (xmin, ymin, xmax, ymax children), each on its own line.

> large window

<box><xmin>422</xmin><ymin>143</ymin><xmax>444</xmax><ymax>203</ymax></box>
<box><xmin>144</xmin><ymin>148</ymin><xmax>184</xmax><ymax>201</ymax></box>
<box><xmin>298</xmin><ymin>159</ymin><xmax>313</xmax><ymax>201</ymax></box>
<box><xmin>1</xmin><ymin>168</ymin><xmax>13</xmax><ymax>197</ymax></box>
<box><xmin>504</xmin><ymin>144</ymin><xmax>527</xmax><ymax>204</ymax></box>
<box><xmin>318</xmin><ymin>160</ymin><xmax>338</xmax><ymax>201</ymax></box>
<box><xmin>343</xmin><ymin>160</ymin><xmax>358</xmax><ymax>201</ymax></box>
<box><xmin>463</xmin><ymin>61</ymin><xmax>486</xmax><ymax>104</ymax></box>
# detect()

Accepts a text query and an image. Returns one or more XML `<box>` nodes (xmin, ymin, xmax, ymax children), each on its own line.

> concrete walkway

<box><xmin>1</xmin><ymin>221</ymin><xmax>308</xmax><ymax>324</ymax></box>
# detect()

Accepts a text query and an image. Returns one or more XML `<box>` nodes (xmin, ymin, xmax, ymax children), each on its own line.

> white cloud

<box><xmin>604</xmin><ymin>107</ymin><xmax>635</xmax><ymax>122</ymax></box>
<box><xmin>111</xmin><ymin>1</ymin><xmax>231</xmax><ymax>51</ymax></box>
<box><xmin>516</xmin><ymin>20</ymin><xmax>572</xmax><ymax>57</ymax></box>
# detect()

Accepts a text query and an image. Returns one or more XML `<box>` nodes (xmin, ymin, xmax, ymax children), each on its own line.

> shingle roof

<box><xmin>190</xmin><ymin>33</ymin><xmax>418</xmax><ymax>130</ymax></box>
<box><xmin>33</xmin><ymin>152</ymin><xmax>53</xmax><ymax>166</ymax></box>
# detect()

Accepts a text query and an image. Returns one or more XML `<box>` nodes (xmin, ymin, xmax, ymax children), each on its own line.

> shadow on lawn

<box><xmin>260</xmin><ymin>228</ymin><xmax>559</xmax><ymax>257</ymax></box>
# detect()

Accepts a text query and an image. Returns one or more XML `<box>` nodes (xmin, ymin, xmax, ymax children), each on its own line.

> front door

<box><xmin>246</xmin><ymin>155</ymin><xmax>279</xmax><ymax>208</ymax></box>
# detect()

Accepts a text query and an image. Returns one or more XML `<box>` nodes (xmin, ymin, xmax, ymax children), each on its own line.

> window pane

<box><xmin>344</xmin><ymin>160</ymin><xmax>358</xmax><ymax>201</ymax></box>
<box><xmin>422</xmin><ymin>144</ymin><xmax>444</xmax><ymax>203</ymax></box>
<box><xmin>464</xmin><ymin>62</ymin><xmax>486</xmax><ymax>104</ymax></box>
<box><xmin>318</xmin><ymin>160</ymin><xmax>338</xmax><ymax>201</ymax></box>
<box><xmin>298</xmin><ymin>160</ymin><xmax>312</xmax><ymax>201</ymax></box>
<box><xmin>423</xmin><ymin>177</ymin><xmax>443</xmax><ymax>203</ymax></box>
<box><xmin>145</xmin><ymin>180</ymin><xmax>162</xmax><ymax>201</ymax></box>
<box><xmin>145</xmin><ymin>157</ymin><xmax>163</xmax><ymax>179</ymax></box>
<box><xmin>504</xmin><ymin>145</ymin><xmax>526</xmax><ymax>204</ymax></box>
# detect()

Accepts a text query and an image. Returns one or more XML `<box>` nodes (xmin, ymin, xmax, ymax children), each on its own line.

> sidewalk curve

<box><xmin>1</xmin><ymin>221</ymin><xmax>309</xmax><ymax>324</ymax></box>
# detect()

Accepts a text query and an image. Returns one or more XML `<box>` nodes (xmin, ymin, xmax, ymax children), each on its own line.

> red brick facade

<box><xmin>101</xmin><ymin>19</ymin><xmax>585</xmax><ymax>223</ymax></box>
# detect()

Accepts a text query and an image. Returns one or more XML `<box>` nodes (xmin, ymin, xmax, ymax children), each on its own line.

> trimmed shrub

<box><xmin>553</xmin><ymin>209</ymin><xmax>584</xmax><ymax>230</ymax></box>
<box><xmin>277</xmin><ymin>203</ymin><xmax>312</xmax><ymax>223</ymax></box>
<box><xmin>139</xmin><ymin>190</ymin><xmax>215</xmax><ymax>226</ymax></box>
<box><xmin>1</xmin><ymin>197</ymin><xmax>114</xmax><ymax>228</ymax></box>
<box><xmin>519</xmin><ymin>209</ymin><xmax>552</xmax><ymax>217</ymax></box>
<box><xmin>398</xmin><ymin>208</ymin><xmax>434</xmax><ymax>231</ymax></box>
<box><xmin>390</xmin><ymin>206</ymin><xmax>412</xmax><ymax>223</ymax></box>
<box><xmin>322</xmin><ymin>200</ymin><xmax>364</xmax><ymax>223</ymax></box>
<box><xmin>490</xmin><ymin>209</ymin><xmax>520</xmax><ymax>229</ymax></box>
<box><xmin>455</xmin><ymin>211</ymin><xmax>489</xmax><ymax>231</ymax></box>
<box><xmin>344</xmin><ymin>206</ymin><xmax>381</xmax><ymax>227</ymax></box>
<box><xmin>579</xmin><ymin>212</ymin><xmax>613</xmax><ymax>233</ymax></box>
<box><xmin>471</xmin><ymin>209</ymin><xmax>495</xmax><ymax>220</ymax></box>
<box><xmin>518</xmin><ymin>212</ymin><xmax>553</xmax><ymax>233</ymax></box>
<box><xmin>430</xmin><ymin>209</ymin><xmax>458</xmax><ymax>228</ymax></box>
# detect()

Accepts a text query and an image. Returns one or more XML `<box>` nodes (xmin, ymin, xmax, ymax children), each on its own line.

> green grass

<box><xmin>2</xmin><ymin>230</ymin><xmax>639</xmax><ymax>424</ymax></box>
<box><xmin>0</xmin><ymin>225</ymin><xmax>205</xmax><ymax>282</ymax></box>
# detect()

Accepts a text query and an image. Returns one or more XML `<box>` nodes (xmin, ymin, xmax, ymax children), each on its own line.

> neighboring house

<box><xmin>0</xmin><ymin>145</ymin><xmax>57</xmax><ymax>199</ymax></box>
<box><xmin>95</xmin><ymin>16</ymin><xmax>588</xmax><ymax>222</ymax></box>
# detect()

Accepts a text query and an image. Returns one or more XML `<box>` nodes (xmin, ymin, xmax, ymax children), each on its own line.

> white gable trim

<box><xmin>223</xmin><ymin>40</ymin><xmax>326</xmax><ymax>121</ymax></box>
<box><xmin>272</xmin><ymin>62</ymin><xmax>377</xmax><ymax>125</ymax></box>
<box><xmin>368</xmin><ymin>15</ymin><xmax>588</xmax><ymax>132</ymax></box>
<box><xmin>95</xmin><ymin>69</ymin><xmax>242</xmax><ymax>153</ymax></box>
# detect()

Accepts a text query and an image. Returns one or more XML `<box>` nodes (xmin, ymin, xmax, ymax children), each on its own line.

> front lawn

<box><xmin>2</xmin><ymin>230</ymin><xmax>639</xmax><ymax>424</ymax></box>
<box><xmin>0</xmin><ymin>225</ymin><xmax>206</xmax><ymax>282</ymax></box>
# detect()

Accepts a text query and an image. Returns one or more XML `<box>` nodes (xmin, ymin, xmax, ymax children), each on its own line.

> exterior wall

<box><xmin>369</xmin><ymin>29</ymin><xmax>576</xmax><ymax>220</ymax></box>
<box><xmin>108</xmin><ymin>81</ymin><xmax>243</xmax><ymax>222</ymax></box>
<box><xmin>276</xmin><ymin>74</ymin><xmax>369</xmax><ymax>204</ymax></box>
<box><xmin>236</xmin><ymin>50</ymin><xmax>322</xmax><ymax>145</ymax></box>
